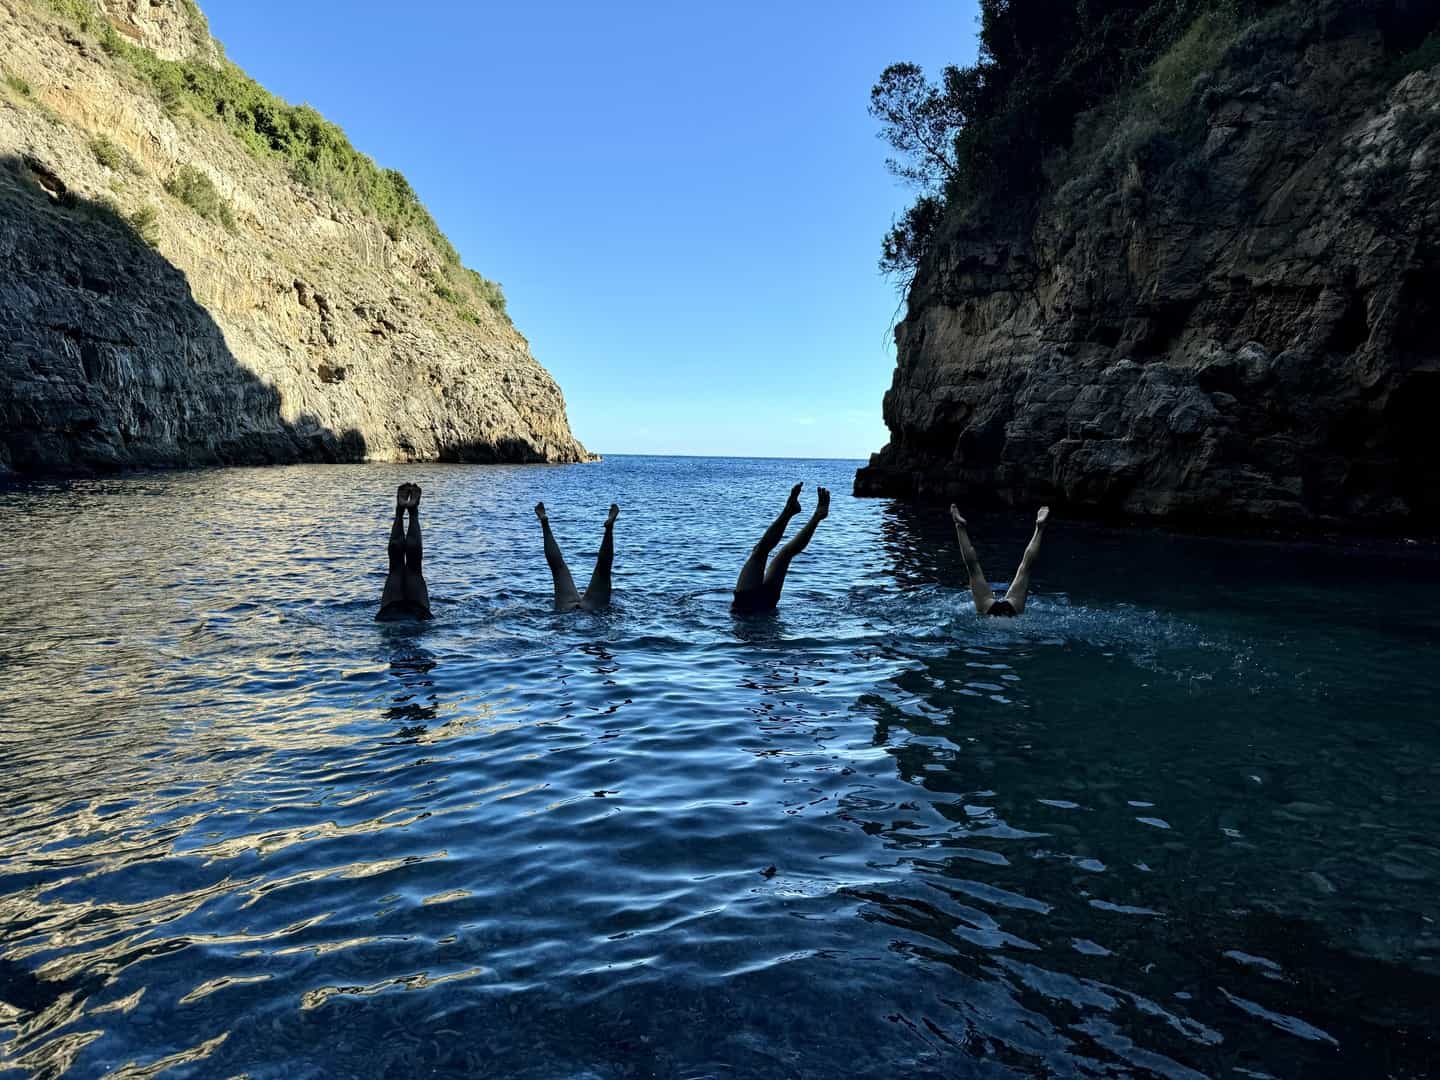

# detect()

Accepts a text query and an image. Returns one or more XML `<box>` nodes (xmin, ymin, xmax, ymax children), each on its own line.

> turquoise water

<box><xmin>0</xmin><ymin>455</ymin><xmax>1437</xmax><ymax>1079</ymax></box>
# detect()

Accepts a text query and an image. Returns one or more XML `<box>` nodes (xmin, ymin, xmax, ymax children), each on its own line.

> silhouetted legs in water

<box><xmin>732</xmin><ymin>483</ymin><xmax>830</xmax><ymax>613</ymax></box>
<box><xmin>950</xmin><ymin>505</ymin><xmax>1049</xmax><ymax>617</ymax></box>
<box><xmin>377</xmin><ymin>483</ymin><xmax>432</xmax><ymax>621</ymax></box>
<box><xmin>535</xmin><ymin>502</ymin><xmax>619</xmax><ymax>612</ymax></box>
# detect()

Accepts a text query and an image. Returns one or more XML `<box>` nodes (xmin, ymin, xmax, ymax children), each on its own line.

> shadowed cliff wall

<box><xmin>856</xmin><ymin>2</ymin><xmax>1440</xmax><ymax>532</ymax></box>
<box><xmin>1</xmin><ymin>156</ymin><xmax>369</xmax><ymax>470</ymax></box>
<box><xmin>0</xmin><ymin>0</ymin><xmax>590</xmax><ymax>474</ymax></box>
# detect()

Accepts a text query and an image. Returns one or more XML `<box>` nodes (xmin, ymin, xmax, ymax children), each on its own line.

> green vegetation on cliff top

<box><xmin>35</xmin><ymin>0</ymin><xmax>507</xmax><ymax>319</ymax></box>
<box><xmin>872</xmin><ymin>0</ymin><xmax>1440</xmax><ymax>281</ymax></box>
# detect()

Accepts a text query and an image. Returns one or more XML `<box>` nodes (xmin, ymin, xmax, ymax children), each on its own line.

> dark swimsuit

<box><xmin>987</xmin><ymin>599</ymin><xmax>1017</xmax><ymax>618</ymax></box>
<box><xmin>376</xmin><ymin>600</ymin><xmax>433</xmax><ymax>622</ymax></box>
<box><xmin>732</xmin><ymin>583</ymin><xmax>781</xmax><ymax>614</ymax></box>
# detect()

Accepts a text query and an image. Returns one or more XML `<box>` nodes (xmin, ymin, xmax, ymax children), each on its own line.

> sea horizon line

<box><xmin>594</xmin><ymin>451</ymin><xmax>869</xmax><ymax>463</ymax></box>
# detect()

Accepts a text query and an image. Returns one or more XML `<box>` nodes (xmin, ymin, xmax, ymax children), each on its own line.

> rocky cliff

<box><xmin>0</xmin><ymin>0</ymin><xmax>591</xmax><ymax>473</ymax></box>
<box><xmin>856</xmin><ymin>4</ymin><xmax>1440</xmax><ymax>531</ymax></box>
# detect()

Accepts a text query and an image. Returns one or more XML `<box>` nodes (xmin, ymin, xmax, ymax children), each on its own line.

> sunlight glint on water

<box><xmin>0</xmin><ymin>457</ymin><xmax>1437</xmax><ymax>1078</ymax></box>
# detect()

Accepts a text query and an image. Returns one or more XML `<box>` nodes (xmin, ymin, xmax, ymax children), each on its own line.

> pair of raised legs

<box><xmin>377</xmin><ymin>484</ymin><xmax>432</xmax><ymax>621</ymax></box>
<box><xmin>951</xmin><ymin>505</ymin><xmax>1049</xmax><ymax>617</ymax></box>
<box><xmin>535</xmin><ymin>502</ymin><xmax>619</xmax><ymax>612</ymax></box>
<box><xmin>732</xmin><ymin>483</ymin><xmax>830</xmax><ymax>613</ymax></box>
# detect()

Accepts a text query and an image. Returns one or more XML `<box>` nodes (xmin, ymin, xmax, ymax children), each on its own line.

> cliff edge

<box><xmin>0</xmin><ymin>0</ymin><xmax>591</xmax><ymax>473</ymax></box>
<box><xmin>856</xmin><ymin>2</ymin><xmax>1439</xmax><ymax>531</ymax></box>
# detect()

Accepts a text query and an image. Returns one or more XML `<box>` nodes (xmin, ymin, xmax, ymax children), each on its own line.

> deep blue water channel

<box><xmin>1</xmin><ymin>455</ymin><xmax>1438</xmax><ymax>1079</ymax></box>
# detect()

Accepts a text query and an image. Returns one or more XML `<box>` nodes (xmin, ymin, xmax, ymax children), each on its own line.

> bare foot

<box><xmin>950</xmin><ymin>504</ymin><xmax>966</xmax><ymax>527</ymax></box>
<box><xmin>409</xmin><ymin>484</ymin><xmax>422</xmax><ymax>509</ymax></box>
<box><xmin>784</xmin><ymin>482</ymin><xmax>803</xmax><ymax>516</ymax></box>
<box><xmin>1036</xmin><ymin>506</ymin><xmax>1050</xmax><ymax>527</ymax></box>
<box><xmin>605</xmin><ymin>503</ymin><xmax>620</xmax><ymax>527</ymax></box>
<box><xmin>396</xmin><ymin>484</ymin><xmax>409</xmax><ymax>510</ymax></box>
<box><xmin>814</xmin><ymin>487</ymin><xmax>830</xmax><ymax>519</ymax></box>
<box><xmin>534</xmin><ymin>502</ymin><xmax>548</xmax><ymax>523</ymax></box>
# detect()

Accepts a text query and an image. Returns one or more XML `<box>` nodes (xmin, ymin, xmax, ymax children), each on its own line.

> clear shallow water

<box><xmin>0</xmin><ymin>455</ymin><xmax>1437</xmax><ymax>1079</ymax></box>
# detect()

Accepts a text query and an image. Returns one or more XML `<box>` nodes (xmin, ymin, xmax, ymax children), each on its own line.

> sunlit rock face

<box><xmin>0</xmin><ymin>0</ymin><xmax>591</xmax><ymax>474</ymax></box>
<box><xmin>93</xmin><ymin>0</ymin><xmax>218</xmax><ymax>61</ymax></box>
<box><xmin>857</xmin><ymin>8</ymin><xmax>1440</xmax><ymax>531</ymax></box>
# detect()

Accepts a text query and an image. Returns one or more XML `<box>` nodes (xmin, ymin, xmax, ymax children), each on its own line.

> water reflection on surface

<box><xmin>1</xmin><ymin>458</ymin><xmax>1437</xmax><ymax>1078</ymax></box>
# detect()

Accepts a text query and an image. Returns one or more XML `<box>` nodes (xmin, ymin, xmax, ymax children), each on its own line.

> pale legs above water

<box><xmin>732</xmin><ymin>483</ymin><xmax>830</xmax><ymax>613</ymax></box>
<box><xmin>535</xmin><ymin>502</ymin><xmax>619</xmax><ymax>612</ymax></box>
<box><xmin>377</xmin><ymin>483</ymin><xmax>432</xmax><ymax>621</ymax></box>
<box><xmin>950</xmin><ymin>505</ymin><xmax>1049</xmax><ymax>617</ymax></box>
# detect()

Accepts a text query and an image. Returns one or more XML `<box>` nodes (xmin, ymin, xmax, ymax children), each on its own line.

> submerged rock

<box><xmin>0</xmin><ymin>0</ymin><xmax>591</xmax><ymax>473</ymax></box>
<box><xmin>857</xmin><ymin>6</ymin><xmax>1440</xmax><ymax>532</ymax></box>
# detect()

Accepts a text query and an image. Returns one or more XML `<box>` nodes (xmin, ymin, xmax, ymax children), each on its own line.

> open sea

<box><xmin>1</xmin><ymin>454</ymin><xmax>1437</xmax><ymax>1079</ymax></box>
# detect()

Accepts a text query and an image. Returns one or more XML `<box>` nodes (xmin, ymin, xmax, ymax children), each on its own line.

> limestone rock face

<box><xmin>0</xmin><ymin>0</ymin><xmax>591</xmax><ymax>474</ymax></box>
<box><xmin>93</xmin><ymin>0</ymin><xmax>216</xmax><ymax>62</ymax></box>
<box><xmin>856</xmin><ymin>12</ymin><xmax>1440</xmax><ymax>531</ymax></box>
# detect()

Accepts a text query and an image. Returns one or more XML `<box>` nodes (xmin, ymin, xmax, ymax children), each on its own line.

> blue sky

<box><xmin>202</xmin><ymin>0</ymin><xmax>980</xmax><ymax>459</ymax></box>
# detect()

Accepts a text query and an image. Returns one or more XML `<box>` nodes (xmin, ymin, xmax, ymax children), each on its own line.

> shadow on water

<box><xmin>0</xmin><ymin>154</ymin><xmax>365</xmax><ymax>474</ymax></box>
<box><xmin>728</xmin><ymin>610</ymin><xmax>790</xmax><ymax>646</ymax></box>
<box><xmin>845</xmin><ymin>631</ymin><xmax>1440</xmax><ymax>1078</ymax></box>
<box><xmin>880</xmin><ymin>499</ymin><xmax>955</xmax><ymax>589</ymax></box>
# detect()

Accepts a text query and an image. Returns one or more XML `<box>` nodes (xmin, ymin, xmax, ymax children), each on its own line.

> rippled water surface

<box><xmin>2</xmin><ymin>456</ymin><xmax>1438</xmax><ymax>1079</ymax></box>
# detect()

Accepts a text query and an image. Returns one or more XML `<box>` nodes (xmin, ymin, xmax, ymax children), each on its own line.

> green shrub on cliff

<box><xmin>36</xmin><ymin>0</ymin><xmax>509</xmax><ymax>319</ymax></box>
<box><xmin>97</xmin><ymin>25</ymin><xmax>460</xmax><ymax>260</ymax></box>
<box><xmin>465</xmin><ymin>269</ymin><xmax>508</xmax><ymax>316</ymax></box>
<box><xmin>879</xmin><ymin>195</ymin><xmax>944</xmax><ymax>281</ymax></box>
<box><xmin>179</xmin><ymin>0</ymin><xmax>208</xmax><ymax>38</ymax></box>
<box><xmin>429</xmin><ymin>267</ymin><xmax>508</xmax><ymax>320</ymax></box>
<box><xmin>89</xmin><ymin>134</ymin><xmax>142</xmax><ymax>175</ymax></box>
<box><xmin>871</xmin><ymin>0</ymin><xmax>1286</xmax><ymax>278</ymax></box>
<box><xmin>40</xmin><ymin>0</ymin><xmax>96</xmax><ymax>33</ymax></box>
<box><xmin>428</xmin><ymin>271</ymin><xmax>463</xmax><ymax>307</ymax></box>
<box><xmin>164</xmin><ymin>165</ymin><xmax>235</xmax><ymax>230</ymax></box>
<box><xmin>127</xmin><ymin>204</ymin><xmax>160</xmax><ymax>246</ymax></box>
<box><xmin>873</xmin><ymin>0</ymin><xmax>1440</xmax><ymax>281</ymax></box>
<box><xmin>4</xmin><ymin>73</ymin><xmax>33</xmax><ymax>98</ymax></box>
<box><xmin>1148</xmin><ymin>11</ymin><xmax>1241</xmax><ymax>113</ymax></box>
